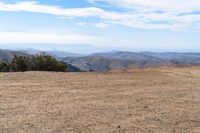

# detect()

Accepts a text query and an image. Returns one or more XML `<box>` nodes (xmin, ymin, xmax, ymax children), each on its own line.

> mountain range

<box><xmin>0</xmin><ymin>49</ymin><xmax>30</xmax><ymax>61</ymax></box>
<box><xmin>63</xmin><ymin>52</ymin><xmax>200</xmax><ymax>71</ymax></box>
<box><xmin>1</xmin><ymin>49</ymin><xmax>200</xmax><ymax>71</ymax></box>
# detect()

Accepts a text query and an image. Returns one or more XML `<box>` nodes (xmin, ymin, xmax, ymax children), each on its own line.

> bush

<box><xmin>0</xmin><ymin>54</ymin><xmax>69</xmax><ymax>72</ymax></box>
<box><xmin>0</xmin><ymin>60</ymin><xmax>10</xmax><ymax>72</ymax></box>
<box><xmin>11</xmin><ymin>56</ymin><xmax>31</xmax><ymax>72</ymax></box>
<box><xmin>30</xmin><ymin>54</ymin><xmax>67</xmax><ymax>72</ymax></box>
<box><xmin>65</xmin><ymin>63</ymin><xmax>81</xmax><ymax>72</ymax></box>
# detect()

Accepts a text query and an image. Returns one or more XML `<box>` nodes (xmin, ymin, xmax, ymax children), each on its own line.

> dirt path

<box><xmin>1</xmin><ymin>67</ymin><xmax>200</xmax><ymax>133</ymax></box>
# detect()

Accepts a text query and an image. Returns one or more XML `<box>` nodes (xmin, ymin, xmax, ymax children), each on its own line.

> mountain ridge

<box><xmin>1</xmin><ymin>49</ymin><xmax>200</xmax><ymax>71</ymax></box>
<box><xmin>63</xmin><ymin>51</ymin><xmax>200</xmax><ymax>71</ymax></box>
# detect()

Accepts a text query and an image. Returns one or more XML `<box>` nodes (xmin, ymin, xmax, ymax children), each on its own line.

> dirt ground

<box><xmin>1</xmin><ymin>67</ymin><xmax>200</xmax><ymax>133</ymax></box>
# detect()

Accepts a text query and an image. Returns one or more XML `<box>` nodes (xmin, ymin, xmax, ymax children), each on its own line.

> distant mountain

<box><xmin>2</xmin><ymin>49</ymin><xmax>200</xmax><ymax>72</ymax></box>
<box><xmin>141</xmin><ymin>52</ymin><xmax>200</xmax><ymax>66</ymax></box>
<box><xmin>18</xmin><ymin>48</ymin><xmax>41</xmax><ymax>55</ymax></box>
<box><xmin>46</xmin><ymin>50</ymin><xmax>83</xmax><ymax>58</ymax></box>
<box><xmin>63</xmin><ymin>56</ymin><xmax>170</xmax><ymax>72</ymax></box>
<box><xmin>141</xmin><ymin>52</ymin><xmax>200</xmax><ymax>60</ymax></box>
<box><xmin>63</xmin><ymin>51</ymin><xmax>200</xmax><ymax>71</ymax></box>
<box><xmin>0</xmin><ymin>49</ymin><xmax>29</xmax><ymax>61</ymax></box>
<box><xmin>4</xmin><ymin>43</ymin><xmax>105</xmax><ymax>54</ymax></box>
<box><xmin>18</xmin><ymin>49</ymin><xmax>83</xmax><ymax>58</ymax></box>
<box><xmin>92</xmin><ymin>51</ymin><xmax>162</xmax><ymax>61</ymax></box>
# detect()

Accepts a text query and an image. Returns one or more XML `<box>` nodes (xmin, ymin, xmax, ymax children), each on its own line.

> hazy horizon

<box><xmin>0</xmin><ymin>0</ymin><xmax>200</xmax><ymax>53</ymax></box>
<box><xmin>1</xmin><ymin>43</ymin><xmax>200</xmax><ymax>54</ymax></box>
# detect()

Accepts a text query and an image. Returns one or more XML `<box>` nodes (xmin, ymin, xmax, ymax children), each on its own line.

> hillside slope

<box><xmin>63</xmin><ymin>56</ymin><xmax>170</xmax><ymax>71</ymax></box>
<box><xmin>2</xmin><ymin>49</ymin><xmax>200</xmax><ymax>71</ymax></box>
<box><xmin>63</xmin><ymin>52</ymin><xmax>200</xmax><ymax>71</ymax></box>
<box><xmin>0</xmin><ymin>49</ymin><xmax>29</xmax><ymax>61</ymax></box>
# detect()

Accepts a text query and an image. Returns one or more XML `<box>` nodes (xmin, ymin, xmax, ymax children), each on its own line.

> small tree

<box><xmin>10</xmin><ymin>56</ymin><xmax>31</xmax><ymax>72</ymax></box>
<box><xmin>30</xmin><ymin>54</ymin><xmax>67</xmax><ymax>72</ymax></box>
<box><xmin>0</xmin><ymin>54</ymin><xmax>78</xmax><ymax>72</ymax></box>
<box><xmin>0</xmin><ymin>60</ymin><xmax>10</xmax><ymax>72</ymax></box>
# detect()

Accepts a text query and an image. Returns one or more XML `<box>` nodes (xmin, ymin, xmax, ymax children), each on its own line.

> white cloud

<box><xmin>0</xmin><ymin>31</ymin><xmax>101</xmax><ymax>44</ymax></box>
<box><xmin>76</xmin><ymin>22</ymin><xmax>110</xmax><ymax>29</ymax></box>
<box><xmin>0</xmin><ymin>1</ymin><xmax>199</xmax><ymax>31</ymax></box>
<box><xmin>88</xmin><ymin>0</ymin><xmax>200</xmax><ymax>31</ymax></box>
<box><xmin>89</xmin><ymin>0</ymin><xmax>200</xmax><ymax>11</ymax></box>
<box><xmin>0</xmin><ymin>1</ymin><xmax>103</xmax><ymax>17</ymax></box>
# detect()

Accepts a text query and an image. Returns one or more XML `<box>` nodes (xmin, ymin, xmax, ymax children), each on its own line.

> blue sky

<box><xmin>0</xmin><ymin>0</ymin><xmax>200</xmax><ymax>53</ymax></box>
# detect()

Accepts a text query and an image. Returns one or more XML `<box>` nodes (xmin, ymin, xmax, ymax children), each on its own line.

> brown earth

<box><xmin>1</xmin><ymin>67</ymin><xmax>200</xmax><ymax>133</ymax></box>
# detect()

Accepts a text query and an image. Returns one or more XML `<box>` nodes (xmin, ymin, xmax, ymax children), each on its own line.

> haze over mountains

<box><xmin>63</xmin><ymin>52</ymin><xmax>200</xmax><ymax>71</ymax></box>
<box><xmin>1</xmin><ymin>49</ymin><xmax>200</xmax><ymax>71</ymax></box>
<box><xmin>0</xmin><ymin>49</ymin><xmax>29</xmax><ymax>61</ymax></box>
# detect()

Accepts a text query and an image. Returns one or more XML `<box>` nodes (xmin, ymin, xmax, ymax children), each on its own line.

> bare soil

<box><xmin>1</xmin><ymin>67</ymin><xmax>200</xmax><ymax>133</ymax></box>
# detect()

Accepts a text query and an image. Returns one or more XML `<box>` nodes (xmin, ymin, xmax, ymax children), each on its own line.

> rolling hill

<box><xmin>63</xmin><ymin>51</ymin><xmax>200</xmax><ymax>71</ymax></box>
<box><xmin>0</xmin><ymin>49</ymin><xmax>29</xmax><ymax>61</ymax></box>
<box><xmin>1</xmin><ymin>49</ymin><xmax>200</xmax><ymax>71</ymax></box>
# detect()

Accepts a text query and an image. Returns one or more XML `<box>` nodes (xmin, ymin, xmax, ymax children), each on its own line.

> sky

<box><xmin>0</xmin><ymin>0</ymin><xmax>200</xmax><ymax>53</ymax></box>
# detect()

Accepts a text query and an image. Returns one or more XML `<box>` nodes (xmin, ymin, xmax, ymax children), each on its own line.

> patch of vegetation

<box><xmin>66</xmin><ymin>63</ymin><xmax>82</xmax><ymax>72</ymax></box>
<box><xmin>0</xmin><ymin>54</ymin><xmax>81</xmax><ymax>72</ymax></box>
<box><xmin>0</xmin><ymin>60</ymin><xmax>10</xmax><ymax>72</ymax></box>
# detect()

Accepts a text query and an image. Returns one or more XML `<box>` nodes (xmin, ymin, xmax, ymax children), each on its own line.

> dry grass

<box><xmin>1</xmin><ymin>67</ymin><xmax>200</xmax><ymax>133</ymax></box>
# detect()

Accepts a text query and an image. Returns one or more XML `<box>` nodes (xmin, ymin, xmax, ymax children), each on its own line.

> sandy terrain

<box><xmin>1</xmin><ymin>67</ymin><xmax>200</xmax><ymax>133</ymax></box>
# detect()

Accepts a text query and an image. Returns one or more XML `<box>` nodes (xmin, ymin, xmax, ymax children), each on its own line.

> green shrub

<box><xmin>0</xmin><ymin>60</ymin><xmax>10</xmax><ymax>72</ymax></box>
<box><xmin>11</xmin><ymin>56</ymin><xmax>31</xmax><ymax>72</ymax></box>
<box><xmin>0</xmin><ymin>54</ymin><xmax>70</xmax><ymax>72</ymax></box>
<box><xmin>66</xmin><ymin>63</ymin><xmax>81</xmax><ymax>72</ymax></box>
<box><xmin>30</xmin><ymin>54</ymin><xmax>67</xmax><ymax>71</ymax></box>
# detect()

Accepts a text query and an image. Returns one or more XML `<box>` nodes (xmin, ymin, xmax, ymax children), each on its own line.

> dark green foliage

<box><xmin>0</xmin><ymin>60</ymin><xmax>10</xmax><ymax>72</ymax></box>
<box><xmin>30</xmin><ymin>54</ymin><xmax>67</xmax><ymax>72</ymax></box>
<box><xmin>0</xmin><ymin>54</ymin><xmax>70</xmax><ymax>72</ymax></box>
<box><xmin>65</xmin><ymin>63</ymin><xmax>81</xmax><ymax>72</ymax></box>
<box><xmin>11</xmin><ymin>56</ymin><xmax>31</xmax><ymax>72</ymax></box>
